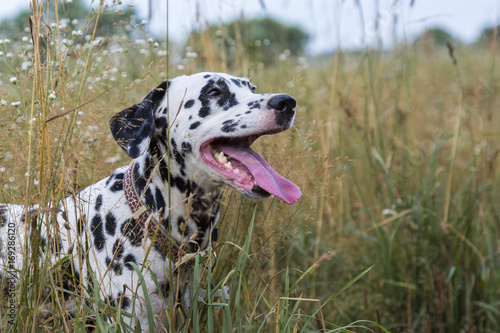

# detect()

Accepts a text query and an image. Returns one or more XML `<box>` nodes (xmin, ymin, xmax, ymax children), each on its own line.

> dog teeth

<box><xmin>224</xmin><ymin>161</ymin><xmax>233</xmax><ymax>169</ymax></box>
<box><xmin>234</xmin><ymin>168</ymin><xmax>240</xmax><ymax>174</ymax></box>
<box><xmin>215</xmin><ymin>151</ymin><xmax>228</xmax><ymax>164</ymax></box>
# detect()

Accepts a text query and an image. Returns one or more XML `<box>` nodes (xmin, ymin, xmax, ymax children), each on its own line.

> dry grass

<box><xmin>1</xmin><ymin>1</ymin><xmax>499</xmax><ymax>332</ymax></box>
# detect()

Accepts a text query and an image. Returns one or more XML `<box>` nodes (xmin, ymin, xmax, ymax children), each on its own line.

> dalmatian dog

<box><xmin>0</xmin><ymin>72</ymin><xmax>301</xmax><ymax>331</ymax></box>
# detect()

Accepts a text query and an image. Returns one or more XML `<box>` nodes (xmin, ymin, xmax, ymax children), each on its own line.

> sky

<box><xmin>1</xmin><ymin>0</ymin><xmax>499</xmax><ymax>54</ymax></box>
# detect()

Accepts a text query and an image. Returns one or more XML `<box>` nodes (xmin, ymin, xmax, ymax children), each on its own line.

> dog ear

<box><xmin>109</xmin><ymin>81</ymin><xmax>168</xmax><ymax>159</ymax></box>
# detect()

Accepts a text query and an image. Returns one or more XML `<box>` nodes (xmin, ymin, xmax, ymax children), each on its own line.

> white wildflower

<box><xmin>141</xmin><ymin>19</ymin><xmax>147</xmax><ymax>26</ymax></box>
<box><xmin>48</xmin><ymin>93</ymin><xmax>56</xmax><ymax>100</ymax></box>
<box><xmin>10</xmin><ymin>77</ymin><xmax>17</xmax><ymax>84</ymax></box>
<box><xmin>11</xmin><ymin>101</ymin><xmax>20</xmax><ymax>106</ymax></box>
<box><xmin>21</xmin><ymin>61</ymin><xmax>31</xmax><ymax>71</ymax></box>
<box><xmin>382</xmin><ymin>209</ymin><xmax>397</xmax><ymax>216</ymax></box>
<box><xmin>1</xmin><ymin>99</ymin><xmax>7</xmax><ymax>106</ymax></box>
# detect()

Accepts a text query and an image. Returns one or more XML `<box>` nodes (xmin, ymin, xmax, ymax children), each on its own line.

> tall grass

<box><xmin>1</xmin><ymin>1</ymin><xmax>499</xmax><ymax>332</ymax></box>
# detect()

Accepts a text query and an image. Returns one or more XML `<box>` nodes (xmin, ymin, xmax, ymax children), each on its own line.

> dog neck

<box><xmin>129</xmin><ymin>140</ymin><xmax>223</xmax><ymax>251</ymax></box>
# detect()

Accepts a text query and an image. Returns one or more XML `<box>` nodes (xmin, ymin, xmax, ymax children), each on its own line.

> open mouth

<box><xmin>200</xmin><ymin>131</ymin><xmax>302</xmax><ymax>205</ymax></box>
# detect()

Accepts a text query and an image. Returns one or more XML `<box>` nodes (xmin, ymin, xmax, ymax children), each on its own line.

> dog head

<box><xmin>110</xmin><ymin>72</ymin><xmax>301</xmax><ymax>204</ymax></box>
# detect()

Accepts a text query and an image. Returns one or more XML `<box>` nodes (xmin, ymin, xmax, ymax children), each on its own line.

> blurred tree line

<box><xmin>186</xmin><ymin>17</ymin><xmax>310</xmax><ymax>66</ymax></box>
<box><xmin>0</xmin><ymin>0</ymin><xmax>136</xmax><ymax>40</ymax></box>
<box><xmin>0</xmin><ymin>0</ymin><xmax>498</xmax><ymax>60</ymax></box>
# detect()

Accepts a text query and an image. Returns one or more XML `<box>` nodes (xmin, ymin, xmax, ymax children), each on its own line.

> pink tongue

<box><xmin>218</xmin><ymin>145</ymin><xmax>302</xmax><ymax>204</ymax></box>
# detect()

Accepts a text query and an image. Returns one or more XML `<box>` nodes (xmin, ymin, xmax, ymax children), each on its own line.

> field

<box><xmin>1</xmin><ymin>2</ymin><xmax>500</xmax><ymax>332</ymax></box>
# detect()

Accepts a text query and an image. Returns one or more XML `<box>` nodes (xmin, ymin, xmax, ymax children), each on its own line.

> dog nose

<box><xmin>268</xmin><ymin>94</ymin><xmax>296</xmax><ymax>127</ymax></box>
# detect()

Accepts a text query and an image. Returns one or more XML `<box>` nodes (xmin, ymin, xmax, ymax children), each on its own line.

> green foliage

<box><xmin>186</xmin><ymin>17</ymin><xmax>309</xmax><ymax>67</ymax></box>
<box><xmin>477</xmin><ymin>25</ymin><xmax>500</xmax><ymax>45</ymax></box>
<box><xmin>414</xmin><ymin>27</ymin><xmax>454</xmax><ymax>46</ymax></box>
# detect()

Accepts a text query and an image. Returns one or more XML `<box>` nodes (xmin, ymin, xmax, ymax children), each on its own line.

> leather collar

<box><xmin>123</xmin><ymin>162</ymin><xmax>180</xmax><ymax>261</ymax></box>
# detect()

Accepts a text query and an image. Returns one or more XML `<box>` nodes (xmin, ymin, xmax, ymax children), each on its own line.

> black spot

<box><xmin>124</xmin><ymin>253</ymin><xmax>137</xmax><ymax>270</ymax></box>
<box><xmin>170</xmin><ymin>138</ymin><xmax>186</xmax><ymax>170</ymax></box>
<box><xmin>113</xmin><ymin>264</ymin><xmax>123</xmax><ymax>276</ymax></box>
<box><xmin>121</xmin><ymin>219</ymin><xmax>143</xmax><ymax>246</ymax></box>
<box><xmin>40</xmin><ymin>237</ymin><xmax>47</xmax><ymax>251</ymax></box>
<box><xmin>231</xmin><ymin>78</ymin><xmax>242</xmax><ymax>87</ymax></box>
<box><xmin>158</xmin><ymin>158</ymin><xmax>172</xmax><ymax>185</ymax></box>
<box><xmin>245</xmin><ymin>110</ymin><xmax>252</xmax><ymax>114</ymax></box>
<box><xmin>221</xmin><ymin>119</ymin><xmax>238</xmax><ymax>133</ymax></box>
<box><xmin>155</xmin><ymin>188</ymin><xmax>165</xmax><ymax>212</ymax></box>
<box><xmin>105</xmin><ymin>256</ymin><xmax>111</xmax><ymax>267</ymax></box>
<box><xmin>0</xmin><ymin>205</ymin><xmax>7</xmax><ymax>228</ymax></box>
<box><xmin>144</xmin><ymin>187</ymin><xmax>156</xmax><ymax>210</ymax></box>
<box><xmin>249</xmin><ymin>102</ymin><xmax>261</xmax><ymax>109</ymax></box>
<box><xmin>94</xmin><ymin>195</ymin><xmax>103</xmax><ymax>211</ymax></box>
<box><xmin>184</xmin><ymin>99</ymin><xmax>195</xmax><ymax>108</ymax></box>
<box><xmin>109</xmin><ymin>180</ymin><xmax>123</xmax><ymax>193</ymax></box>
<box><xmin>106</xmin><ymin>295</ymin><xmax>116</xmax><ymax>307</ymax></box>
<box><xmin>105</xmin><ymin>212</ymin><xmax>117</xmax><ymax>236</ymax></box>
<box><xmin>112</xmin><ymin>239</ymin><xmax>124</xmax><ymax>260</ymax></box>
<box><xmin>247</xmin><ymin>102</ymin><xmax>254</xmax><ymax>107</ymax></box>
<box><xmin>189</xmin><ymin>121</ymin><xmax>201</xmax><ymax>130</ymax></box>
<box><xmin>106</xmin><ymin>172</ymin><xmax>124</xmax><ymax>187</ymax></box>
<box><xmin>133</xmin><ymin>163</ymin><xmax>148</xmax><ymax>196</ymax></box>
<box><xmin>159</xmin><ymin>281</ymin><xmax>170</xmax><ymax>296</ymax></box>
<box><xmin>211</xmin><ymin>227</ymin><xmax>218</xmax><ymax>242</ymax></box>
<box><xmin>155</xmin><ymin>116</ymin><xmax>168</xmax><ymax>129</ymax></box>
<box><xmin>235</xmin><ymin>114</ymin><xmax>241</xmax><ymax>117</ymax></box>
<box><xmin>198</xmin><ymin>106</ymin><xmax>211</xmax><ymax>118</ymax></box>
<box><xmin>181</xmin><ymin>142</ymin><xmax>192</xmax><ymax>154</ymax></box>
<box><xmin>161</xmin><ymin>215</ymin><xmax>171</xmax><ymax>232</ymax></box>
<box><xmin>203</xmin><ymin>74</ymin><xmax>212</xmax><ymax>78</ymax></box>
<box><xmin>121</xmin><ymin>296</ymin><xmax>130</xmax><ymax>310</ymax></box>
<box><xmin>216</xmin><ymin>80</ymin><xmax>238</xmax><ymax>111</ymax></box>
<box><xmin>91</xmin><ymin>214</ymin><xmax>105</xmax><ymax>251</ymax></box>
<box><xmin>77</xmin><ymin>217</ymin><xmax>86</xmax><ymax>233</ymax></box>
<box><xmin>241</xmin><ymin>124</ymin><xmax>247</xmax><ymax>129</ymax></box>
<box><xmin>188</xmin><ymin>115</ymin><xmax>192</xmax><ymax>120</ymax></box>
<box><xmin>174</xmin><ymin>176</ymin><xmax>187</xmax><ymax>192</ymax></box>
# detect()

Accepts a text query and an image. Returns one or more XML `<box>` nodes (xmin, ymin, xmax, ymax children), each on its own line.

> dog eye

<box><xmin>206</xmin><ymin>88</ymin><xmax>222</xmax><ymax>97</ymax></box>
<box><xmin>251</xmin><ymin>86</ymin><xmax>257</xmax><ymax>93</ymax></box>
